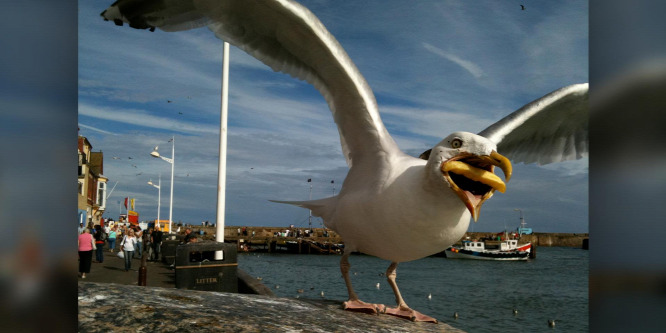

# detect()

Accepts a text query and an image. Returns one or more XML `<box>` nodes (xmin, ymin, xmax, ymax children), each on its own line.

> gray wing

<box><xmin>478</xmin><ymin>83</ymin><xmax>588</xmax><ymax>165</ymax></box>
<box><xmin>101</xmin><ymin>0</ymin><xmax>402</xmax><ymax>168</ymax></box>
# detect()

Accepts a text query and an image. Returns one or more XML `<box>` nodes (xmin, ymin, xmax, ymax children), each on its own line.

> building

<box><xmin>78</xmin><ymin>135</ymin><xmax>108</xmax><ymax>226</ymax></box>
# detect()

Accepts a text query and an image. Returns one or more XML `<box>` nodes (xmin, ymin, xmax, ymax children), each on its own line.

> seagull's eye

<box><xmin>451</xmin><ymin>138</ymin><xmax>463</xmax><ymax>148</ymax></box>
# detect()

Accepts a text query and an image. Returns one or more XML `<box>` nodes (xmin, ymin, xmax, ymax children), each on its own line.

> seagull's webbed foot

<box><xmin>343</xmin><ymin>299</ymin><xmax>386</xmax><ymax>315</ymax></box>
<box><xmin>384</xmin><ymin>305</ymin><xmax>438</xmax><ymax>323</ymax></box>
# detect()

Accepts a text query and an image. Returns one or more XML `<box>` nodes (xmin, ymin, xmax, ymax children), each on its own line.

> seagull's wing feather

<box><xmin>478</xmin><ymin>83</ymin><xmax>588</xmax><ymax>165</ymax></box>
<box><xmin>101</xmin><ymin>0</ymin><xmax>401</xmax><ymax>167</ymax></box>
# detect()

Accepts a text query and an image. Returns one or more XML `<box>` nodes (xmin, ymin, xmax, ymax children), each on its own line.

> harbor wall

<box><xmin>462</xmin><ymin>232</ymin><xmax>589</xmax><ymax>248</ymax></box>
<box><xmin>185</xmin><ymin>226</ymin><xmax>588</xmax><ymax>249</ymax></box>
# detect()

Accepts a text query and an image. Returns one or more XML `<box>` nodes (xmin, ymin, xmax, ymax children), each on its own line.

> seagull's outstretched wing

<box><xmin>101</xmin><ymin>0</ymin><xmax>401</xmax><ymax>167</ymax></box>
<box><xmin>478</xmin><ymin>83</ymin><xmax>588</xmax><ymax>165</ymax></box>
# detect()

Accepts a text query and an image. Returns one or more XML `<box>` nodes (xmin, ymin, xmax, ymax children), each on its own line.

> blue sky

<box><xmin>78</xmin><ymin>0</ymin><xmax>588</xmax><ymax>232</ymax></box>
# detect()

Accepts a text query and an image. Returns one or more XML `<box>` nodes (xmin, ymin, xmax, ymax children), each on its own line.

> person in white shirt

<box><xmin>121</xmin><ymin>229</ymin><xmax>138</xmax><ymax>271</ymax></box>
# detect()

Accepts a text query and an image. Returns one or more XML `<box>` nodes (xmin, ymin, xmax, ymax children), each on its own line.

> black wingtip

<box><xmin>113</xmin><ymin>19</ymin><xmax>124</xmax><ymax>26</ymax></box>
<box><xmin>419</xmin><ymin>149</ymin><xmax>432</xmax><ymax>160</ymax></box>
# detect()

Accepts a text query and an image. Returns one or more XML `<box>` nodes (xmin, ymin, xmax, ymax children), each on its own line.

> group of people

<box><xmin>77</xmin><ymin>222</ymin><xmax>167</xmax><ymax>278</ymax></box>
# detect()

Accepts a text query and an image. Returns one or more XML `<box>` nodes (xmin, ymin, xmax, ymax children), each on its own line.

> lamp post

<box><xmin>151</xmin><ymin>137</ymin><xmax>175</xmax><ymax>234</ymax></box>
<box><xmin>147</xmin><ymin>175</ymin><xmax>161</xmax><ymax>228</ymax></box>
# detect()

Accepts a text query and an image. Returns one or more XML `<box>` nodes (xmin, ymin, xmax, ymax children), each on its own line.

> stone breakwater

<box><xmin>78</xmin><ymin>282</ymin><xmax>465</xmax><ymax>332</ymax></box>
<box><xmin>463</xmin><ymin>232</ymin><xmax>589</xmax><ymax>247</ymax></box>
<box><xmin>188</xmin><ymin>226</ymin><xmax>588</xmax><ymax>249</ymax></box>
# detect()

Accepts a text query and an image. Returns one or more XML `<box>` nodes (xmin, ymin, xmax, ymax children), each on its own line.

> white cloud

<box><xmin>422</xmin><ymin>42</ymin><xmax>485</xmax><ymax>79</ymax></box>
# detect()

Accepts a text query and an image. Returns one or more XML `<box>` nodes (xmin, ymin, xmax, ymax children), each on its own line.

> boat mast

<box><xmin>308</xmin><ymin>178</ymin><xmax>312</xmax><ymax>228</ymax></box>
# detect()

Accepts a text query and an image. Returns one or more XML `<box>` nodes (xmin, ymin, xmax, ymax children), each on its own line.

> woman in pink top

<box><xmin>78</xmin><ymin>228</ymin><xmax>94</xmax><ymax>278</ymax></box>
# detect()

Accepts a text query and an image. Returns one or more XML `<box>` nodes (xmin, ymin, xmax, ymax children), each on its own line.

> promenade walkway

<box><xmin>81</xmin><ymin>250</ymin><xmax>174</xmax><ymax>288</ymax></box>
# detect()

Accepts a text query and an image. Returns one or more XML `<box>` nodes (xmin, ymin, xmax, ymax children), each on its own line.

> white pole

<box><xmin>157</xmin><ymin>175</ymin><xmax>161</xmax><ymax>226</ymax></box>
<box><xmin>216</xmin><ymin>41</ymin><xmax>230</xmax><ymax>259</ymax></box>
<box><xmin>169</xmin><ymin>136</ymin><xmax>175</xmax><ymax>234</ymax></box>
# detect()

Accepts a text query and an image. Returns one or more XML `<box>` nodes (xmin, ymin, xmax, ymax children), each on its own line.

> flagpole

<box><xmin>215</xmin><ymin>41</ymin><xmax>230</xmax><ymax>260</ymax></box>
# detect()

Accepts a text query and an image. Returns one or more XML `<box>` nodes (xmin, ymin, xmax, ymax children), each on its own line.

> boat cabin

<box><xmin>461</xmin><ymin>239</ymin><xmax>520</xmax><ymax>252</ymax></box>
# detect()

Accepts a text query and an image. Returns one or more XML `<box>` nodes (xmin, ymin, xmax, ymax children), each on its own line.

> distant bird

<box><xmin>132</xmin><ymin>164</ymin><xmax>137</xmax><ymax>168</ymax></box>
<box><xmin>453</xmin><ymin>312</ymin><xmax>459</xmax><ymax>319</ymax></box>
<box><xmin>112</xmin><ymin>156</ymin><xmax>120</xmax><ymax>160</ymax></box>
<box><xmin>513</xmin><ymin>308</ymin><xmax>518</xmax><ymax>315</ymax></box>
<box><xmin>167</xmin><ymin>100</ymin><xmax>173</xmax><ymax>103</ymax></box>
<box><xmin>548</xmin><ymin>319</ymin><xmax>556</xmax><ymax>327</ymax></box>
<box><xmin>128</xmin><ymin>157</ymin><xmax>133</xmax><ymax>160</ymax></box>
<box><xmin>178</xmin><ymin>112</ymin><xmax>183</xmax><ymax>115</ymax></box>
<box><xmin>320</xmin><ymin>291</ymin><xmax>325</xmax><ymax>298</ymax></box>
<box><xmin>376</xmin><ymin>283</ymin><xmax>380</xmax><ymax>289</ymax></box>
<box><xmin>297</xmin><ymin>289</ymin><xmax>304</xmax><ymax>293</ymax></box>
<box><xmin>154</xmin><ymin>145</ymin><xmax>159</xmax><ymax>151</ymax></box>
<box><xmin>427</xmin><ymin>293</ymin><xmax>432</xmax><ymax>300</ymax></box>
<box><xmin>102</xmin><ymin>0</ymin><xmax>588</xmax><ymax>324</ymax></box>
<box><xmin>275</xmin><ymin>285</ymin><xmax>280</xmax><ymax>289</ymax></box>
<box><xmin>520</xmin><ymin>5</ymin><xmax>525</xmax><ymax>10</ymax></box>
<box><xmin>256</xmin><ymin>277</ymin><xmax>263</xmax><ymax>281</ymax></box>
<box><xmin>136</xmin><ymin>172</ymin><xmax>142</xmax><ymax>176</ymax></box>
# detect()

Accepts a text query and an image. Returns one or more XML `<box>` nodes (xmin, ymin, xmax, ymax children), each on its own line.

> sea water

<box><xmin>238</xmin><ymin>247</ymin><xmax>588</xmax><ymax>332</ymax></box>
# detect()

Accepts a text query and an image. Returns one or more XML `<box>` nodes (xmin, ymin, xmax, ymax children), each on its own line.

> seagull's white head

<box><xmin>421</xmin><ymin>131</ymin><xmax>512</xmax><ymax>222</ymax></box>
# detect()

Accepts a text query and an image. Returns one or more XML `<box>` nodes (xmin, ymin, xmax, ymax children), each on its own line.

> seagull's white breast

<box><xmin>329</xmin><ymin>155</ymin><xmax>471</xmax><ymax>262</ymax></box>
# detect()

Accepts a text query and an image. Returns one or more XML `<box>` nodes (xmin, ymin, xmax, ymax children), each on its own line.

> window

<box><xmin>96</xmin><ymin>181</ymin><xmax>106</xmax><ymax>209</ymax></box>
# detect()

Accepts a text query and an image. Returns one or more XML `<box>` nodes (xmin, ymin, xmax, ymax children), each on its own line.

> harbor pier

<box><xmin>189</xmin><ymin>226</ymin><xmax>589</xmax><ymax>251</ymax></box>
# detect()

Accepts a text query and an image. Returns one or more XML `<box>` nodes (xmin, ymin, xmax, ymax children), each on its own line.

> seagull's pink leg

<box><xmin>340</xmin><ymin>251</ymin><xmax>386</xmax><ymax>314</ymax></box>
<box><xmin>384</xmin><ymin>262</ymin><xmax>438</xmax><ymax>323</ymax></box>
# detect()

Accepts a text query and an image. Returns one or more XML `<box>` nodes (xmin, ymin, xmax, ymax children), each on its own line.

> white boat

<box><xmin>445</xmin><ymin>239</ymin><xmax>532</xmax><ymax>261</ymax></box>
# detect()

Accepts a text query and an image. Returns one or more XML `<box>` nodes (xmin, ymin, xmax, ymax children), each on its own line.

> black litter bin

<box><xmin>175</xmin><ymin>241</ymin><xmax>237</xmax><ymax>292</ymax></box>
<box><xmin>160</xmin><ymin>239</ymin><xmax>181</xmax><ymax>264</ymax></box>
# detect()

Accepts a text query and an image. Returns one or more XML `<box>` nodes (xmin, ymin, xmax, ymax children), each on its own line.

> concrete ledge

<box><xmin>78</xmin><ymin>282</ymin><xmax>464</xmax><ymax>332</ymax></box>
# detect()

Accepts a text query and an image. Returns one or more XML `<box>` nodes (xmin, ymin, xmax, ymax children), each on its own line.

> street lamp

<box><xmin>147</xmin><ymin>175</ymin><xmax>161</xmax><ymax>229</ymax></box>
<box><xmin>151</xmin><ymin>137</ymin><xmax>175</xmax><ymax>234</ymax></box>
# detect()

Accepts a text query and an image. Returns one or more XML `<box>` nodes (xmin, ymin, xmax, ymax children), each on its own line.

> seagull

<box><xmin>521</xmin><ymin>5</ymin><xmax>526</xmax><ymax>10</ymax></box>
<box><xmin>101</xmin><ymin>0</ymin><xmax>588</xmax><ymax>323</ymax></box>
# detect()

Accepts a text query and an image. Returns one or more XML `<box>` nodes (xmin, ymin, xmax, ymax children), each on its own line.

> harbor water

<box><xmin>239</xmin><ymin>247</ymin><xmax>588</xmax><ymax>332</ymax></box>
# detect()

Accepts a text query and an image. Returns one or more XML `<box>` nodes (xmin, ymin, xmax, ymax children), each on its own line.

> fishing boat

<box><xmin>444</xmin><ymin>239</ymin><xmax>532</xmax><ymax>260</ymax></box>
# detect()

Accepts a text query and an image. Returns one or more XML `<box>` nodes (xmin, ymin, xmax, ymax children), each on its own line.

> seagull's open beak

<box><xmin>441</xmin><ymin>151</ymin><xmax>512</xmax><ymax>222</ymax></box>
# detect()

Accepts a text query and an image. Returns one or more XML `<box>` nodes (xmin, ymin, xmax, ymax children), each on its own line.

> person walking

<box><xmin>78</xmin><ymin>228</ymin><xmax>95</xmax><ymax>279</ymax></box>
<box><xmin>120</xmin><ymin>229</ymin><xmax>137</xmax><ymax>271</ymax></box>
<box><xmin>150</xmin><ymin>226</ymin><xmax>163</xmax><ymax>262</ymax></box>
<box><xmin>144</xmin><ymin>227</ymin><xmax>153</xmax><ymax>261</ymax></box>
<box><xmin>93</xmin><ymin>225</ymin><xmax>106</xmax><ymax>263</ymax></box>
<box><xmin>107</xmin><ymin>227</ymin><xmax>117</xmax><ymax>252</ymax></box>
<box><xmin>135</xmin><ymin>226</ymin><xmax>143</xmax><ymax>259</ymax></box>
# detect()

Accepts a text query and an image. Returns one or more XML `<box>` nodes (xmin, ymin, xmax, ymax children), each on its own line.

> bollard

<box><xmin>138</xmin><ymin>253</ymin><xmax>147</xmax><ymax>286</ymax></box>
